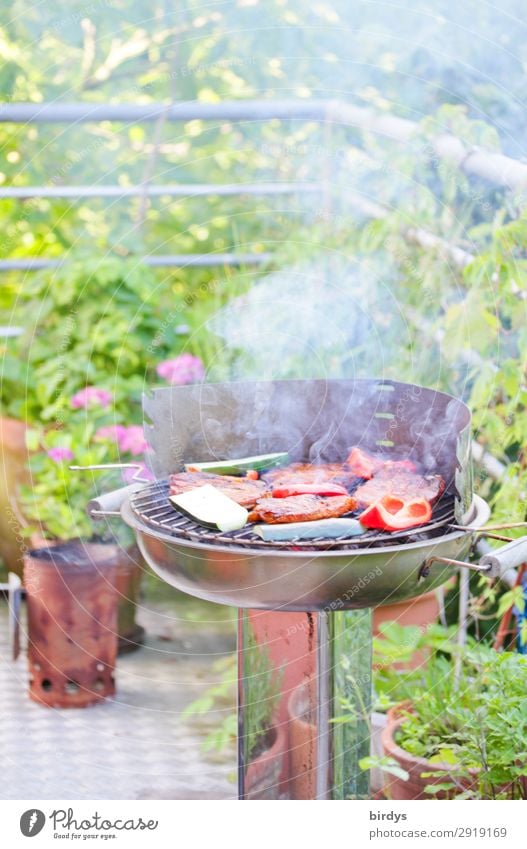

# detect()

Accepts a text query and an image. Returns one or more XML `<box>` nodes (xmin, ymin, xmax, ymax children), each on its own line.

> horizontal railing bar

<box><xmin>0</xmin><ymin>182</ymin><xmax>320</xmax><ymax>200</ymax></box>
<box><xmin>3</xmin><ymin>98</ymin><xmax>526</xmax><ymax>192</ymax></box>
<box><xmin>0</xmin><ymin>253</ymin><xmax>272</xmax><ymax>271</ymax></box>
<box><xmin>0</xmin><ymin>326</ymin><xmax>24</xmax><ymax>337</ymax></box>
<box><xmin>0</xmin><ymin>100</ymin><xmax>329</xmax><ymax>124</ymax></box>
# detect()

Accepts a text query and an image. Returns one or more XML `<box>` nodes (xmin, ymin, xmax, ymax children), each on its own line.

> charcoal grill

<box><xmin>80</xmin><ymin>378</ymin><xmax>527</xmax><ymax>799</ymax></box>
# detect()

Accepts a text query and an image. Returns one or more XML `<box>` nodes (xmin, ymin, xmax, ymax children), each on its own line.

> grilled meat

<box><xmin>248</xmin><ymin>494</ymin><xmax>356</xmax><ymax>524</ymax></box>
<box><xmin>354</xmin><ymin>470</ymin><xmax>444</xmax><ymax>510</ymax></box>
<box><xmin>263</xmin><ymin>463</ymin><xmax>357</xmax><ymax>491</ymax></box>
<box><xmin>346</xmin><ymin>446</ymin><xmax>418</xmax><ymax>479</ymax></box>
<box><xmin>169</xmin><ymin>471</ymin><xmax>268</xmax><ymax>508</ymax></box>
<box><xmin>169</xmin><ymin>456</ymin><xmax>441</xmax><ymax>526</ymax></box>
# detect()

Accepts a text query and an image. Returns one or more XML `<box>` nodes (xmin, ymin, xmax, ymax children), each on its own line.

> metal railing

<box><xmin>0</xmin><ymin>102</ymin><xmax>333</xmax><ymax>276</ymax></box>
<box><xmin>1</xmin><ymin>98</ymin><xmax>525</xmax><ymax>277</ymax></box>
<box><xmin>1</xmin><ymin>96</ymin><xmax>525</xmax><ymax>330</ymax></box>
<box><xmin>2</xmin><ymin>99</ymin><xmax>526</xmax><ymax>187</ymax></box>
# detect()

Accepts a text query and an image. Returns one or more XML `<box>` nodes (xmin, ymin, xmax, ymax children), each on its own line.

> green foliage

<box><xmin>497</xmin><ymin>585</ymin><xmax>525</xmax><ymax>618</ymax></box>
<box><xmin>1</xmin><ymin>257</ymin><xmax>182</xmax><ymax>421</ymax></box>
<box><xmin>373</xmin><ymin>622</ymin><xmax>460</xmax><ymax>712</ymax></box>
<box><xmin>18</xmin><ymin>409</ymin><xmax>132</xmax><ymax>541</ymax></box>
<box><xmin>373</xmin><ymin>624</ymin><xmax>527</xmax><ymax>799</ymax></box>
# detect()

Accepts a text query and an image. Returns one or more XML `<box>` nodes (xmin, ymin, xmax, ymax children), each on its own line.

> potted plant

<box><xmin>370</xmin><ymin>620</ymin><xmax>457</xmax><ymax>785</ymax></box>
<box><xmin>377</xmin><ymin>636</ymin><xmax>527</xmax><ymax>799</ymax></box>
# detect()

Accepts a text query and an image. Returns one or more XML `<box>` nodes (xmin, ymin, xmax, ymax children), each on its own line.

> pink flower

<box><xmin>156</xmin><ymin>354</ymin><xmax>205</xmax><ymax>385</ymax></box>
<box><xmin>71</xmin><ymin>386</ymin><xmax>112</xmax><ymax>409</ymax></box>
<box><xmin>94</xmin><ymin>425</ymin><xmax>127</xmax><ymax>443</ymax></box>
<box><xmin>47</xmin><ymin>446</ymin><xmax>74</xmax><ymax>463</ymax></box>
<box><xmin>95</xmin><ymin>424</ymin><xmax>149</xmax><ymax>456</ymax></box>
<box><xmin>118</xmin><ymin>425</ymin><xmax>149</xmax><ymax>456</ymax></box>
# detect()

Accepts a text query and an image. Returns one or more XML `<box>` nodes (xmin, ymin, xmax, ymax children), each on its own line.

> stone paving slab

<box><xmin>0</xmin><ymin>596</ymin><xmax>237</xmax><ymax>800</ymax></box>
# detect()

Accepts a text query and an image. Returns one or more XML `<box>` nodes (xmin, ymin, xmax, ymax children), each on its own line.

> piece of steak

<box><xmin>354</xmin><ymin>470</ymin><xmax>445</xmax><ymax>510</ymax></box>
<box><xmin>248</xmin><ymin>493</ymin><xmax>356</xmax><ymax>524</ymax></box>
<box><xmin>169</xmin><ymin>471</ymin><xmax>268</xmax><ymax>508</ymax></box>
<box><xmin>346</xmin><ymin>446</ymin><xmax>418</xmax><ymax>479</ymax></box>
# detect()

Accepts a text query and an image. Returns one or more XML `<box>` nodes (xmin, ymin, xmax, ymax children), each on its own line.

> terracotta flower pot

<box><xmin>382</xmin><ymin>705</ymin><xmax>477</xmax><ymax>800</ymax></box>
<box><xmin>244</xmin><ymin>722</ymin><xmax>287</xmax><ymax>800</ymax></box>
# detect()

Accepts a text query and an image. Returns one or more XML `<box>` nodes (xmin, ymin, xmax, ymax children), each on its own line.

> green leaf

<box><xmin>497</xmin><ymin>586</ymin><xmax>525</xmax><ymax>618</ymax></box>
<box><xmin>423</xmin><ymin>782</ymin><xmax>455</xmax><ymax>794</ymax></box>
<box><xmin>359</xmin><ymin>756</ymin><xmax>409</xmax><ymax>782</ymax></box>
<box><xmin>429</xmin><ymin>748</ymin><xmax>459</xmax><ymax>766</ymax></box>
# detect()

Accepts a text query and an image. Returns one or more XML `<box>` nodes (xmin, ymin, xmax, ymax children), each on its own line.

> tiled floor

<box><xmin>0</xmin><ymin>595</ymin><xmax>237</xmax><ymax>800</ymax></box>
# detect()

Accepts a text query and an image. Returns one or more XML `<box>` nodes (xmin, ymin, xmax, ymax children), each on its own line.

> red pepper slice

<box><xmin>272</xmin><ymin>483</ymin><xmax>349</xmax><ymax>498</ymax></box>
<box><xmin>359</xmin><ymin>495</ymin><xmax>432</xmax><ymax>531</ymax></box>
<box><xmin>346</xmin><ymin>447</ymin><xmax>375</xmax><ymax>479</ymax></box>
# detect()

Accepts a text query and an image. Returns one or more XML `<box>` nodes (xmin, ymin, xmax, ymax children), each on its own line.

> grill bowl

<box><xmin>121</xmin><ymin>492</ymin><xmax>489</xmax><ymax>611</ymax></box>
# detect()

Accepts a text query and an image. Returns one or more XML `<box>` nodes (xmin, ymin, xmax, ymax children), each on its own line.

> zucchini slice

<box><xmin>169</xmin><ymin>484</ymin><xmax>248</xmax><ymax>532</ymax></box>
<box><xmin>184</xmin><ymin>451</ymin><xmax>289</xmax><ymax>475</ymax></box>
<box><xmin>253</xmin><ymin>518</ymin><xmax>365</xmax><ymax>542</ymax></box>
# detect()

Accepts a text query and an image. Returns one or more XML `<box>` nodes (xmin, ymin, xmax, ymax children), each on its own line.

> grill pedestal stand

<box><xmin>238</xmin><ymin>609</ymin><xmax>371</xmax><ymax>799</ymax></box>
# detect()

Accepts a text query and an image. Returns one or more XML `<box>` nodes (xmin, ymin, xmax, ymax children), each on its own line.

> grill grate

<box><xmin>128</xmin><ymin>480</ymin><xmax>458</xmax><ymax>552</ymax></box>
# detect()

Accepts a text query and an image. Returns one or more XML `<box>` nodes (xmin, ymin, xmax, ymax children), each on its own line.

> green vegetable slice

<box><xmin>184</xmin><ymin>451</ymin><xmax>289</xmax><ymax>475</ymax></box>
<box><xmin>169</xmin><ymin>484</ymin><xmax>248</xmax><ymax>532</ymax></box>
<box><xmin>253</xmin><ymin>518</ymin><xmax>365</xmax><ymax>541</ymax></box>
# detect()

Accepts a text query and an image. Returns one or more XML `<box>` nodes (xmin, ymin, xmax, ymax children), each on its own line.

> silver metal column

<box><xmin>238</xmin><ymin>608</ymin><xmax>372</xmax><ymax>800</ymax></box>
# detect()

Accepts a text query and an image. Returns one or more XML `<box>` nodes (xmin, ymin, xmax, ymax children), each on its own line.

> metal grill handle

<box><xmin>87</xmin><ymin>485</ymin><xmax>143</xmax><ymax>518</ymax></box>
<box><xmin>425</xmin><ymin>534</ymin><xmax>527</xmax><ymax>579</ymax></box>
<box><xmin>70</xmin><ymin>463</ymin><xmax>151</xmax><ymax>517</ymax></box>
<box><xmin>479</xmin><ymin>537</ymin><xmax>527</xmax><ymax>579</ymax></box>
